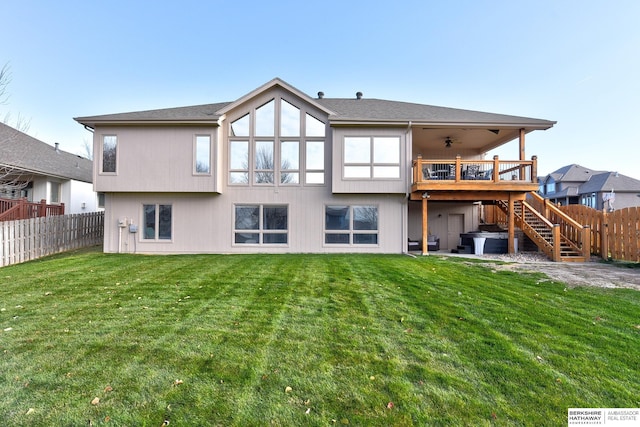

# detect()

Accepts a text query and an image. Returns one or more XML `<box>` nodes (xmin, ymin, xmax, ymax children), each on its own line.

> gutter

<box><xmin>328</xmin><ymin>119</ymin><xmax>556</xmax><ymax>131</ymax></box>
<box><xmin>75</xmin><ymin>119</ymin><xmax>221</xmax><ymax>128</ymax></box>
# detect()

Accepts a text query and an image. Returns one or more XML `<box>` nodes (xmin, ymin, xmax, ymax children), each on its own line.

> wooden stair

<box><xmin>496</xmin><ymin>193</ymin><xmax>589</xmax><ymax>262</ymax></box>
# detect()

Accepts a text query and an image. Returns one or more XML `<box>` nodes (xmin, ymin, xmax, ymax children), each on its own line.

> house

<box><xmin>76</xmin><ymin>78</ymin><xmax>573</xmax><ymax>258</ymax></box>
<box><xmin>0</xmin><ymin>122</ymin><xmax>97</xmax><ymax>215</ymax></box>
<box><xmin>539</xmin><ymin>164</ymin><xmax>640</xmax><ymax>211</ymax></box>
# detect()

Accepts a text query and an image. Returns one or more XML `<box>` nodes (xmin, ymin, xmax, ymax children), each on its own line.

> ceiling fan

<box><xmin>444</xmin><ymin>137</ymin><xmax>460</xmax><ymax>148</ymax></box>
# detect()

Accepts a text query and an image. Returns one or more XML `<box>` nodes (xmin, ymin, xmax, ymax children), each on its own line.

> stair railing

<box><xmin>519</xmin><ymin>200</ymin><xmax>561</xmax><ymax>261</ymax></box>
<box><xmin>496</xmin><ymin>199</ymin><xmax>561</xmax><ymax>261</ymax></box>
<box><xmin>527</xmin><ymin>192</ymin><xmax>590</xmax><ymax>258</ymax></box>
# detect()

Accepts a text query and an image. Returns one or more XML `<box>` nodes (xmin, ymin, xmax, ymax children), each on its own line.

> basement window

<box><xmin>325</xmin><ymin>205</ymin><xmax>378</xmax><ymax>245</ymax></box>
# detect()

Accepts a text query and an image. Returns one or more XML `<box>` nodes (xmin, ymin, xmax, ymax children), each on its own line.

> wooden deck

<box><xmin>410</xmin><ymin>155</ymin><xmax>539</xmax><ymax>200</ymax></box>
<box><xmin>408</xmin><ymin>155</ymin><xmax>589</xmax><ymax>261</ymax></box>
<box><xmin>0</xmin><ymin>198</ymin><xmax>65</xmax><ymax>221</ymax></box>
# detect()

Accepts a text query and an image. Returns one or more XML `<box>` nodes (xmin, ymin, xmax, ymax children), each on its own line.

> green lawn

<box><xmin>1</xmin><ymin>248</ymin><xmax>639</xmax><ymax>426</ymax></box>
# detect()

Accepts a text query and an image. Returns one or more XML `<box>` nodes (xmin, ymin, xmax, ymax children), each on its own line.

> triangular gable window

<box><xmin>228</xmin><ymin>96</ymin><xmax>326</xmax><ymax>186</ymax></box>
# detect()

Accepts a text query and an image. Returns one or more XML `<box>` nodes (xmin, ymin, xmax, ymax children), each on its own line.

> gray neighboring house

<box><xmin>0</xmin><ymin>122</ymin><xmax>98</xmax><ymax>214</ymax></box>
<box><xmin>539</xmin><ymin>164</ymin><xmax>640</xmax><ymax>211</ymax></box>
<box><xmin>75</xmin><ymin>78</ymin><xmax>555</xmax><ymax>255</ymax></box>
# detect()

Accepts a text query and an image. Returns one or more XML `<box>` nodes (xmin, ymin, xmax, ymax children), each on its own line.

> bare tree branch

<box><xmin>2</xmin><ymin>111</ymin><xmax>31</xmax><ymax>133</ymax></box>
<box><xmin>0</xmin><ymin>63</ymin><xmax>31</xmax><ymax>133</ymax></box>
<box><xmin>0</xmin><ymin>62</ymin><xmax>10</xmax><ymax>106</ymax></box>
<box><xmin>81</xmin><ymin>138</ymin><xmax>93</xmax><ymax>160</ymax></box>
<box><xmin>0</xmin><ymin>163</ymin><xmax>31</xmax><ymax>197</ymax></box>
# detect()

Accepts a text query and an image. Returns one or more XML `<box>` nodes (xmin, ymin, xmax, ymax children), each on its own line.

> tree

<box><xmin>0</xmin><ymin>62</ymin><xmax>9</xmax><ymax>106</ymax></box>
<box><xmin>0</xmin><ymin>63</ymin><xmax>30</xmax><ymax>133</ymax></box>
<box><xmin>81</xmin><ymin>138</ymin><xmax>93</xmax><ymax>160</ymax></box>
<box><xmin>0</xmin><ymin>62</ymin><xmax>33</xmax><ymax>197</ymax></box>
<box><xmin>254</xmin><ymin>145</ymin><xmax>294</xmax><ymax>184</ymax></box>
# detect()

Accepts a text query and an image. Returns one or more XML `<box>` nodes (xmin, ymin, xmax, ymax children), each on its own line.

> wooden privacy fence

<box><xmin>0</xmin><ymin>212</ymin><xmax>104</xmax><ymax>267</ymax></box>
<box><xmin>560</xmin><ymin>205</ymin><xmax>640</xmax><ymax>262</ymax></box>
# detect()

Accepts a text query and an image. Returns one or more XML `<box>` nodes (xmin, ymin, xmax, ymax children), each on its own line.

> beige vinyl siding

<box><xmin>331</xmin><ymin>127</ymin><xmax>408</xmax><ymax>194</ymax></box>
<box><xmin>102</xmin><ymin>190</ymin><xmax>406</xmax><ymax>254</ymax></box>
<box><xmin>93</xmin><ymin>125</ymin><xmax>219</xmax><ymax>193</ymax></box>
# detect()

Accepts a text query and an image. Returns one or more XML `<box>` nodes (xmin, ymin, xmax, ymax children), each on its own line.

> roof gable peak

<box><xmin>216</xmin><ymin>77</ymin><xmax>335</xmax><ymax>116</ymax></box>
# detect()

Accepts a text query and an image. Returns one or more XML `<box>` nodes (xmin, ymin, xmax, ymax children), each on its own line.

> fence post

<box><xmin>601</xmin><ymin>209</ymin><xmax>609</xmax><ymax>260</ymax></box>
<box><xmin>582</xmin><ymin>226</ymin><xmax>590</xmax><ymax>258</ymax></box>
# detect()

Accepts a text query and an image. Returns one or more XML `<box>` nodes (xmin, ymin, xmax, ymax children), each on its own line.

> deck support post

<box><xmin>519</xmin><ymin>129</ymin><xmax>526</xmax><ymax>180</ymax></box>
<box><xmin>508</xmin><ymin>194</ymin><xmax>515</xmax><ymax>254</ymax></box>
<box><xmin>421</xmin><ymin>196</ymin><xmax>429</xmax><ymax>255</ymax></box>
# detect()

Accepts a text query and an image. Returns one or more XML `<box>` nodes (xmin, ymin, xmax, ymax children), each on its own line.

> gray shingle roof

<box><xmin>544</xmin><ymin>164</ymin><xmax>640</xmax><ymax>195</ymax></box>
<box><xmin>550</xmin><ymin>186</ymin><xmax>580</xmax><ymax>198</ymax></box>
<box><xmin>316</xmin><ymin>98</ymin><xmax>554</xmax><ymax>127</ymax></box>
<box><xmin>75</xmin><ymin>102</ymin><xmax>230</xmax><ymax>124</ymax></box>
<box><xmin>75</xmin><ymin>80</ymin><xmax>555</xmax><ymax>130</ymax></box>
<box><xmin>0</xmin><ymin>122</ymin><xmax>92</xmax><ymax>183</ymax></box>
<box><xmin>580</xmin><ymin>171</ymin><xmax>640</xmax><ymax>194</ymax></box>
<box><xmin>546</xmin><ymin>164</ymin><xmax>603</xmax><ymax>183</ymax></box>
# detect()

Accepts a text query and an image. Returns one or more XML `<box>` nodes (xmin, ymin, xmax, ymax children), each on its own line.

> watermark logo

<box><xmin>568</xmin><ymin>408</ymin><xmax>639</xmax><ymax>426</ymax></box>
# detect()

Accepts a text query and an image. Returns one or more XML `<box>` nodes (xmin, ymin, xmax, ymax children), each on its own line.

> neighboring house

<box><xmin>0</xmin><ymin>122</ymin><xmax>97</xmax><ymax>214</ymax></box>
<box><xmin>539</xmin><ymin>164</ymin><xmax>640</xmax><ymax>211</ymax></box>
<box><xmin>75</xmin><ymin>78</ymin><xmax>557</xmax><ymax>255</ymax></box>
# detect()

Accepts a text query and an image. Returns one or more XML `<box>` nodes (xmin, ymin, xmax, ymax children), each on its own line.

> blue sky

<box><xmin>2</xmin><ymin>0</ymin><xmax>639</xmax><ymax>177</ymax></box>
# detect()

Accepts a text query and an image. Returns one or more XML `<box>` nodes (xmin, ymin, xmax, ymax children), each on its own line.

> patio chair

<box><xmin>427</xmin><ymin>235</ymin><xmax>440</xmax><ymax>251</ymax></box>
<box><xmin>480</xmin><ymin>168</ymin><xmax>493</xmax><ymax>180</ymax></box>
<box><xmin>464</xmin><ymin>164</ymin><xmax>480</xmax><ymax>180</ymax></box>
<box><xmin>422</xmin><ymin>166</ymin><xmax>439</xmax><ymax>180</ymax></box>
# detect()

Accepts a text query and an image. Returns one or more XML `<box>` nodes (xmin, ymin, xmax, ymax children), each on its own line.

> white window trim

<box><xmin>323</xmin><ymin>205</ymin><xmax>379</xmax><ymax>247</ymax></box>
<box><xmin>141</xmin><ymin>203</ymin><xmax>173</xmax><ymax>242</ymax></box>
<box><xmin>227</xmin><ymin>96</ymin><xmax>326</xmax><ymax>187</ymax></box>
<box><xmin>100</xmin><ymin>134</ymin><xmax>118</xmax><ymax>175</ymax></box>
<box><xmin>233</xmin><ymin>204</ymin><xmax>289</xmax><ymax>246</ymax></box>
<box><xmin>193</xmin><ymin>134</ymin><xmax>212</xmax><ymax>176</ymax></box>
<box><xmin>342</xmin><ymin>136</ymin><xmax>401</xmax><ymax>181</ymax></box>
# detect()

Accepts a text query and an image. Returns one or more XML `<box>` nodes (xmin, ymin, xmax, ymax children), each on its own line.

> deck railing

<box><xmin>412</xmin><ymin>155</ymin><xmax>538</xmax><ymax>184</ymax></box>
<box><xmin>0</xmin><ymin>198</ymin><xmax>65</xmax><ymax>222</ymax></box>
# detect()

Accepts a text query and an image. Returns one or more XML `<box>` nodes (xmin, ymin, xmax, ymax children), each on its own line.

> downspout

<box><xmin>84</xmin><ymin>125</ymin><xmax>94</xmax><ymax>133</ymax></box>
<box><xmin>403</xmin><ymin>121</ymin><xmax>412</xmax><ymax>254</ymax></box>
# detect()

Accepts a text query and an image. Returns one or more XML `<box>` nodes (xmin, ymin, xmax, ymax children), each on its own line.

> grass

<box><xmin>1</xmin><ymin>247</ymin><xmax>639</xmax><ymax>426</ymax></box>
